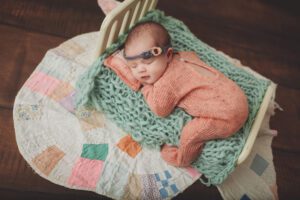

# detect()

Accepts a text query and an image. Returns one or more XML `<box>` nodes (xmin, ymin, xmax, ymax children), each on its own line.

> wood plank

<box><xmin>0</xmin><ymin>24</ymin><xmax>64</xmax><ymax>108</ymax></box>
<box><xmin>271</xmin><ymin>85</ymin><xmax>300</xmax><ymax>152</ymax></box>
<box><xmin>0</xmin><ymin>0</ymin><xmax>104</xmax><ymax>38</ymax></box>
<box><xmin>1</xmin><ymin>0</ymin><xmax>299</xmax><ymax>88</ymax></box>
<box><xmin>157</xmin><ymin>0</ymin><xmax>300</xmax><ymax>89</ymax></box>
<box><xmin>0</xmin><ymin>188</ymin><xmax>108</xmax><ymax>200</ymax></box>
<box><xmin>273</xmin><ymin>149</ymin><xmax>300</xmax><ymax>198</ymax></box>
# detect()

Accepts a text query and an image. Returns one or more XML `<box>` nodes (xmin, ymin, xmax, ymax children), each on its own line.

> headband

<box><xmin>123</xmin><ymin>45</ymin><xmax>171</xmax><ymax>60</ymax></box>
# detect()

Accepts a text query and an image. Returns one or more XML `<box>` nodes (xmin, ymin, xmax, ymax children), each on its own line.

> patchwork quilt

<box><xmin>13</xmin><ymin>31</ymin><xmax>278</xmax><ymax>199</ymax></box>
<box><xmin>13</xmin><ymin>32</ymin><xmax>201</xmax><ymax>200</ymax></box>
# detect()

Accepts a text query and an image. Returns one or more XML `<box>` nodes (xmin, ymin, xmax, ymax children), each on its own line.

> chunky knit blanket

<box><xmin>75</xmin><ymin>10</ymin><xmax>270</xmax><ymax>185</ymax></box>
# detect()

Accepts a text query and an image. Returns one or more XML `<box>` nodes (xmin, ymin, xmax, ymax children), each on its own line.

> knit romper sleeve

<box><xmin>141</xmin><ymin>53</ymin><xmax>205</xmax><ymax>117</ymax></box>
<box><xmin>141</xmin><ymin>82</ymin><xmax>179</xmax><ymax>117</ymax></box>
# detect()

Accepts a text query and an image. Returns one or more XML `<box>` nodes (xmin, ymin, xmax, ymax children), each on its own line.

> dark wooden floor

<box><xmin>0</xmin><ymin>0</ymin><xmax>299</xmax><ymax>199</ymax></box>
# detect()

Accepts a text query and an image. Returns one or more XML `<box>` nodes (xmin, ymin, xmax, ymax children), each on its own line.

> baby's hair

<box><xmin>124</xmin><ymin>21</ymin><xmax>171</xmax><ymax>53</ymax></box>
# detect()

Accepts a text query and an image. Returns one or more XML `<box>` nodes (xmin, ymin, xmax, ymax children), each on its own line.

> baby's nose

<box><xmin>137</xmin><ymin>64</ymin><xmax>147</xmax><ymax>72</ymax></box>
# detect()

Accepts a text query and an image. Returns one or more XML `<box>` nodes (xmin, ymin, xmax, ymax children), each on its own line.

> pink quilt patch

<box><xmin>24</xmin><ymin>71</ymin><xmax>61</xmax><ymax>96</ymax></box>
<box><xmin>185</xmin><ymin>167</ymin><xmax>202</xmax><ymax>179</ymax></box>
<box><xmin>68</xmin><ymin>157</ymin><xmax>104</xmax><ymax>189</ymax></box>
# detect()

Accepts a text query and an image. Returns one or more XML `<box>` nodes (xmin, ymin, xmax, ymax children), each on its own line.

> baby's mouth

<box><xmin>141</xmin><ymin>75</ymin><xmax>150</xmax><ymax>80</ymax></box>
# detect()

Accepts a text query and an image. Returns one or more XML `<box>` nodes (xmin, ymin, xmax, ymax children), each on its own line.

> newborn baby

<box><xmin>113</xmin><ymin>21</ymin><xmax>249</xmax><ymax>167</ymax></box>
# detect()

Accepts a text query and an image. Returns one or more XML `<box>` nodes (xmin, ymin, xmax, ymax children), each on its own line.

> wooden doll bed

<box><xmin>92</xmin><ymin>0</ymin><xmax>276</xmax><ymax>165</ymax></box>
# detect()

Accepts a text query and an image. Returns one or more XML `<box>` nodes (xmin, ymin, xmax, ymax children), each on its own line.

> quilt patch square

<box><xmin>154</xmin><ymin>171</ymin><xmax>179</xmax><ymax>199</ymax></box>
<box><xmin>48</xmin><ymin>82</ymin><xmax>76</xmax><ymax>113</ymax></box>
<box><xmin>49</xmin><ymin>82</ymin><xmax>75</xmax><ymax>101</ymax></box>
<box><xmin>157</xmin><ymin>182</ymin><xmax>179</xmax><ymax>199</ymax></box>
<box><xmin>55</xmin><ymin>40</ymin><xmax>85</xmax><ymax>59</ymax></box>
<box><xmin>185</xmin><ymin>167</ymin><xmax>202</xmax><ymax>179</ymax></box>
<box><xmin>171</xmin><ymin>184</ymin><xmax>179</xmax><ymax>193</ymax></box>
<box><xmin>97</xmin><ymin>161</ymin><xmax>130</xmax><ymax>198</ymax></box>
<box><xmin>16</xmin><ymin>102</ymin><xmax>44</xmax><ymax>121</ymax></box>
<box><xmin>161</xmin><ymin>179</ymin><xmax>168</xmax><ymax>187</ymax></box>
<box><xmin>250</xmin><ymin>154</ymin><xmax>269</xmax><ymax>176</ymax></box>
<box><xmin>159</xmin><ymin>188</ymin><xmax>168</xmax><ymax>199</ymax></box>
<box><xmin>124</xmin><ymin>173</ymin><xmax>143</xmax><ymax>199</ymax></box>
<box><xmin>141</xmin><ymin>174</ymin><xmax>161</xmax><ymax>200</ymax></box>
<box><xmin>32</xmin><ymin>145</ymin><xmax>65</xmax><ymax>176</ymax></box>
<box><xmin>117</xmin><ymin>135</ymin><xmax>142</xmax><ymax>158</ymax></box>
<box><xmin>24</xmin><ymin>71</ymin><xmax>60</xmax><ymax>96</ymax></box>
<box><xmin>59</xmin><ymin>90</ymin><xmax>76</xmax><ymax>113</ymax></box>
<box><xmin>76</xmin><ymin>108</ymin><xmax>106</xmax><ymax>131</ymax></box>
<box><xmin>68</xmin><ymin>157</ymin><xmax>104</xmax><ymax>189</ymax></box>
<box><xmin>81</xmin><ymin>144</ymin><xmax>108</xmax><ymax>160</ymax></box>
<box><xmin>155</xmin><ymin>173</ymin><xmax>161</xmax><ymax>181</ymax></box>
<box><xmin>154</xmin><ymin>171</ymin><xmax>172</xmax><ymax>185</ymax></box>
<box><xmin>164</xmin><ymin>170</ymin><xmax>172</xmax><ymax>179</ymax></box>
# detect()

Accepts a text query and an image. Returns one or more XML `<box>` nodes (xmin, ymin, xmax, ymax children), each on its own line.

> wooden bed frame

<box><xmin>93</xmin><ymin>0</ymin><xmax>276</xmax><ymax>165</ymax></box>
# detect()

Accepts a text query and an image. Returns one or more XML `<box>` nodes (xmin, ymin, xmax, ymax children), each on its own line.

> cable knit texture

<box><xmin>75</xmin><ymin>10</ymin><xmax>270</xmax><ymax>185</ymax></box>
<box><xmin>141</xmin><ymin>52</ymin><xmax>249</xmax><ymax>167</ymax></box>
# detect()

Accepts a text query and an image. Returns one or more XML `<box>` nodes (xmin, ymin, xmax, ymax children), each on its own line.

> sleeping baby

<box><xmin>105</xmin><ymin>21</ymin><xmax>249</xmax><ymax>167</ymax></box>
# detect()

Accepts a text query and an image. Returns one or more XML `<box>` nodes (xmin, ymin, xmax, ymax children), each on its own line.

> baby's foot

<box><xmin>161</xmin><ymin>144</ymin><xmax>190</xmax><ymax>167</ymax></box>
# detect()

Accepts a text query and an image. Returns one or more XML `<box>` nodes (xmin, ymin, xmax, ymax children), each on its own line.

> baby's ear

<box><xmin>166</xmin><ymin>48</ymin><xmax>173</xmax><ymax>62</ymax></box>
<box><xmin>103</xmin><ymin>50</ymin><xmax>142</xmax><ymax>91</ymax></box>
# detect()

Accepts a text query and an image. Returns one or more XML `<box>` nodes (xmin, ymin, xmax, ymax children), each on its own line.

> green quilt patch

<box><xmin>81</xmin><ymin>144</ymin><xmax>108</xmax><ymax>161</ymax></box>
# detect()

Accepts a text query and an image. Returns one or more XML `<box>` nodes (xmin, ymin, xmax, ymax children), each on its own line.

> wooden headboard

<box><xmin>93</xmin><ymin>0</ymin><xmax>158</xmax><ymax>59</ymax></box>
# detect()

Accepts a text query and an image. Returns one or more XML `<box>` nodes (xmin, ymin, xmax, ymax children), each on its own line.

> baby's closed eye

<box><xmin>127</xmin><ymin>61</ymin><xmax>137</xmax><ymax>68</ymax></box>
<box><xmin>128</xmin><ymin>58</ymin><xmax>155</xmax><ymax>68</ymax></box>
<box><xmin>141</xmin><ymin>57</ymin><xmax>155</xmax><ymax>64</ymax></box>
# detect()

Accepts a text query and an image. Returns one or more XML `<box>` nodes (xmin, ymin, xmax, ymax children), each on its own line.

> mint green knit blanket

<box><xmin>75</xmin><ymin>10</ymin><xmax>270</xmax><ymax>186</ymax></box>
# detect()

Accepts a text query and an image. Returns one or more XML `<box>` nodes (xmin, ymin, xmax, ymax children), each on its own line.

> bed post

<box><xmin>93</xmin><ymin>0</ymin><xmax>158</xmax><ymax>60</ymax></box>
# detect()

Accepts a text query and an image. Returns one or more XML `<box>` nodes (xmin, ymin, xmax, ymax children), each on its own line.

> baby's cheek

<box><xmin>131</xmin><ymin>70</ymin><xmax>138</xmax><ymax>78</ymax></box>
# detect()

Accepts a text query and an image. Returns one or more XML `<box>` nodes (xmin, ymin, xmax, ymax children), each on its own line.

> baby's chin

<box><xmin>139</xmin><ymin>76</ymin><xmax>156</xmax><ymax>85</ymax></box>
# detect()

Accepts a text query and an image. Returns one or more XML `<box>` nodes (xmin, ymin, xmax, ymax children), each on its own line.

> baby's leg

<box><xmin>161</xmin><ymin>117</ymin><xmax>235</xmax><ymax>167</ymax></box>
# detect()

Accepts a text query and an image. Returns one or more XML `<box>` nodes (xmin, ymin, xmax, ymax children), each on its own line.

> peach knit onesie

<box><xmin>141</xmin><ymin>51</ymin><xmax>249</xmax><ymax>167</ymax></box>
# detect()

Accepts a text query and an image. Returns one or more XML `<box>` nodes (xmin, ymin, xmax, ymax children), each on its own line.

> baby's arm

<box><xmin>141</xmin><ymin>84</ymin><xmax>178</xmax><ymax>117</ymax></box>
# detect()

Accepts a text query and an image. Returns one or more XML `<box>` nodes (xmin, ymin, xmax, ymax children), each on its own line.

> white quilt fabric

<box><xmin>13</xmin><ymin>32</ymin><xmax>201</xmax><ymax>200</ymax></box>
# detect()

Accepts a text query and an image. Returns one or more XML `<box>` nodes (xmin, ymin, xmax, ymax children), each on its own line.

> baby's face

<box><xmin>125</xmin><ymin>37</ymin><xmax>171</xmax><ymax>85</ymax></box>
